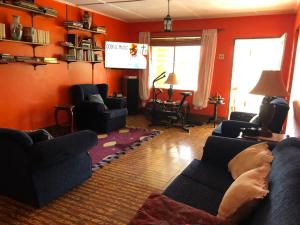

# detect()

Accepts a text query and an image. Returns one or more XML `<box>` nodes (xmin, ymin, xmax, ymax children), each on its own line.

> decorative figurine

<box><xmin>82</xmin><ymin>11</ymin><xmax>92</xmax><ymax>29</ymax></box>
<box><xmin>10</xmin><ymin>15</ymin><xmax>23</xmax><ymax>41</ymax></box>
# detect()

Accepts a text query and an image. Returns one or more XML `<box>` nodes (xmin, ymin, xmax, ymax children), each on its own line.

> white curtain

<box><xmin>193</xmin><ymin>29</ymin><xmax>218</xmax><ymax>109</ymax></box>
<box><xmin>138</xmin><ymin>32</ymin><xmax>151</xmax><ymax>106</ymax></box>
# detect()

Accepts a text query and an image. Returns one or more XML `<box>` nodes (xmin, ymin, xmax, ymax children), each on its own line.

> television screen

<box><xmin>105</xmin><ymin>41</ymin><xmax>148</xmax><ymax>69</ymax></box>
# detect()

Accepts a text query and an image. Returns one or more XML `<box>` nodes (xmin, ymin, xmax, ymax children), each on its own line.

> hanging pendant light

<box><xmin>163</xmin><ymin>0</ymin><xmax>172</xmax><ymax>32</ymax></box>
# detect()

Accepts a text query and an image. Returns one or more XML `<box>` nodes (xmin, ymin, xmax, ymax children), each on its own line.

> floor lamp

<box><xmin>250</xmin><ymin>70</ymin><xmax>289</xmax><ymax>137</ymax></box>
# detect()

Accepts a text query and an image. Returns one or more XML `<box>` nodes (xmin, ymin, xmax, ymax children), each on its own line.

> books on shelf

<box><xmin>39</xmin><ymin>6</ymin><xmax>57</xmax><ymax>17</ymax></box>
<box><xmin>64</xmin><ymin>21</ymin><xmax>83</xmax><ymax>28</ymax></box>
<box><xmin>0</xmin><ymin>23</ymin><xmax>5</xmax><ymax>39</ymax></box>
<box><xmin>13</xmin><ymin>1</ymin><xmax>40</xmax><ymax>11</ymax></box>
<box><xmin>60</xmin><ymin>54</ymin><xmax>76</xmax><ymax>61</ymax></box>
<box><xmin>91</xmin><ymin>26</ymin><xmax>106</xmax><ymax>34</ymax></box>
<box><xmin>43</xmin><ymin>57</ymin><xmax>57</xmax><ymax>63</ymax></box>
<box><xmin>0</xmin><ymin>53</ymin><xmax>14</xmax><ymax>62</ymax></box>
<box><xmin>35</xmin><ymin>29</ymin><xmax>50</xmax><ymax>44</ymax></box>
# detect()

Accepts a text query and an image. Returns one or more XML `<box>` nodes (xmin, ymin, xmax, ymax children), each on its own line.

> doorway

<box><xmin>229</xmin><ymin>36</ymin><xmax>286</xmax><ymax>114</ymax></box>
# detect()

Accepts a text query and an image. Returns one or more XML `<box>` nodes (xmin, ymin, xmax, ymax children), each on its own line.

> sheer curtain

<box><xmin>138</xmin><ymin>32</ymin><xmax>151</xmax><ymax>106</ymax></box>
<box><xmin>193</xmin><ymin>29</ymin><xmax>217</xmax><ymax>109</ymax></box>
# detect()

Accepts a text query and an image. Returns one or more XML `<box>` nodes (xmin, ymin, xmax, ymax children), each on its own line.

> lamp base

<box><xmin>167</xmin><ymin>85</ymin><xmax>173</xmax><ymax>102</ymax></box>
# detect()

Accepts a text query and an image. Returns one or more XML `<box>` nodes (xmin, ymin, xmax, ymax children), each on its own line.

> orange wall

<box><xmin>0</xmin><ymin>1</ymin><xmax>296</xmax><ymax>130</ymax></box>
<box><xmin>0</xmin><ymin>0</ymin><xmax>129</xmax><ymax>130</ymax></box>
<box><xmin>128</xmin><ymin>14</ymin><xmax>295</xmax><ymax>118</ymax></box>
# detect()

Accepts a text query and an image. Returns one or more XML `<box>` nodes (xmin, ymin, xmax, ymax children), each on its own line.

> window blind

<box><xmin>150</xmin><ymin>36</ymin><xmax>201</xmax><ymax>46</ymax></box>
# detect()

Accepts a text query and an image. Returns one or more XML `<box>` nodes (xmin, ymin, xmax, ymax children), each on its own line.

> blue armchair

<box><xmin>212</xmin><ymin>97</ymin><xmax>289</xmax><ymax>138</ymax></box>
<box><xmin>72</xmin><ymin>84</ymin><xmax>128</xmax><ymax>133</ymax></box>
<box><xmin>0</xmin><ymin>128</ymin><xmax>98</xmax><ymax>208</ymax></box>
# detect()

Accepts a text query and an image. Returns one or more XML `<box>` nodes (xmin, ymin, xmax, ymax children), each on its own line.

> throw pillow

<box><xmin>26</xmin><ymin>129</ymin><xmax>53</xmax><ymax>143</ymax></box>
<box><xmin>129</xmin><ymin>193</ymin><xmax>235</xmax><ymax>225</ymax></box>
<box><xmin>88</xmin><ymin>94</ymin><xmax>108</xmax><ymax>110</ymax></box>
<box><xmin>228</xmin><ymin>142</ymin><xmax>273</xmax><ymax>179</ymax></box>
<box><xmin>217</xmin><ymin>164</ymin><xmax>271</xmax><ymax>223</ymax></box>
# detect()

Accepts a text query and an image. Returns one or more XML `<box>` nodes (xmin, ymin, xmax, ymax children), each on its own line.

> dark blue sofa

<box><xmin>0</xmin><ymin>128</ymin><xmax>98</xmax><ymax>208</ymax></box>
<box><xmin>72</xmin><ymin>83</ymin><xmax>128</xmax><ymax>133</ymax></box>
<box><xmin>164</xmin><ymin>136</ymin><xmax>300</xmax><ymax>225</ymax></box>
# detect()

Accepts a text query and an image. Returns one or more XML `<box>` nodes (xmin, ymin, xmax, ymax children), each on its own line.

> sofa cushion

<box><xmin>181</xmin><ymin>159</ymin><xmax>233</xmax><ymax>193</ymax></box>
<box><xmin>218</xmin><ymin>164</ymin><xmax>270</xmax><ymax>223</ymax></box>
<box><xmin>246</xmin><ymin>138</ymin><xmax>300</xmax><ymax>225</ymax></box>
<box><xmin>228</xmin><ymin>142</ymin><xmax>273</xmax><ymax>179</ymax></box>
<box><xmin>163</xmin><ymin>174</ymin><xmax>224</xmax><ymax>215</ymax></box>
<box><xmin>88</xmin><ymin>94</ymin><xmax>108</xmax><ymax>110</ymax></box>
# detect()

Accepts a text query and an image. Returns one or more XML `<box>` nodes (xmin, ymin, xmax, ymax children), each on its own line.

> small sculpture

<box><xmin>82</xmin><ymin>11</ymin><xmax>92</xmax><ymax>29</ymax></box>
<box><xmin>10</xmin><ymin>15</ymin><xmax>23</xmax><ymax>41</ymax></box>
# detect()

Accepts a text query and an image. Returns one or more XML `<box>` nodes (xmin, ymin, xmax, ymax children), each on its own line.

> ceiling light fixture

<box><xmin>163</xmin><ymin>0</ymin><xmax>172</xmax><ymax>32</ymax></box>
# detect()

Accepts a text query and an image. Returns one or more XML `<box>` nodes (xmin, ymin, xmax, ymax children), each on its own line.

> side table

<box><xmin>54</xmin><ymin>105</ymin><xmax>75</xmax><ymax>133</ymax></box>
<box><xmin>208</xmin><ymin>98</ymin><xmax>225</xmax><ymax>127</ymax></box>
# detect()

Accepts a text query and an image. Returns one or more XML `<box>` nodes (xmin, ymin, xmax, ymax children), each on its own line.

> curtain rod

<box><xmin>151</xmin><ymin>28</ymin><xmax>224</xmax><ymax>35</ymax></box>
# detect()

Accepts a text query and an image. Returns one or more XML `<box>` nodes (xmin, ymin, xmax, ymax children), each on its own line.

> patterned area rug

<box><xmin>89</xmin><ymin>128</ymin><xmax>160</xmax><ymax>171</ymax></box>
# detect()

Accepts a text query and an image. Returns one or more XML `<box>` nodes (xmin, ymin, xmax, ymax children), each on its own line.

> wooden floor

<box><xmin>0</xmin><ymin>115</ymin><xmax>214</xmax><ymax>225</ymax></box>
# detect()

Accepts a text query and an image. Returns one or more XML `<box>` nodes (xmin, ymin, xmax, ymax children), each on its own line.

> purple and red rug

<box><xmin>89</xmin><ymin>128</ymin><xmax>160</xmax><ymax>171</ymax></box>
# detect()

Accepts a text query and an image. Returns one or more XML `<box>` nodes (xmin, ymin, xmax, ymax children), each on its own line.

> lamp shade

<box><xmin>250</xmin><ymin>70</ymin><xmax>289</xmax><ymax>97</ymax></box>
<box><xmin>165</xmin><ymin>72</ymin><xmax>178</xmax><ymax>85</ymax></box>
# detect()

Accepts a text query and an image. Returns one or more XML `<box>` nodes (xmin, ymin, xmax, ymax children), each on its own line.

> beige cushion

<box><xmin>228</xmin><ymin>142</ymin><xmax>273</xmax><ymax>179</ymax></box>
<box><xmin>217</xmin><ymin>164</ymin><xmax>271</xmax><ymax>223</ymax></box>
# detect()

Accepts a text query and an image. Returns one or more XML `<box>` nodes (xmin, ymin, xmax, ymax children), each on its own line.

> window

<box><xmin>150</xmin><ymin>45</ymin><xmax>200</xmax><ymax>91</ymax></box>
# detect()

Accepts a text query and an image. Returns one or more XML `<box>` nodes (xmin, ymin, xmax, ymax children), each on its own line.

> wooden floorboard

<box><xmin>0</xmin><ymin>115</ymin><xmax>214</xmax><ymax>225</ymax></box>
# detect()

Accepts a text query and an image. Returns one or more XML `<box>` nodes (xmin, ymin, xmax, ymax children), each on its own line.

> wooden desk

<box><xmin>54</xmin><ymin>105</ymin><xmax>75</xmax><ymax>133</ymax></box>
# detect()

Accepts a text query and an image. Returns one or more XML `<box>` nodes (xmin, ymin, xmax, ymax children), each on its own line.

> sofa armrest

<box><xmin>105</xmin><ymin>97</ymin><xmax>127</xmax><ymax>109</ymax></box>
<box><xmin>221</xmin><ymin>120</ymin><xmax>259</xmax><ymax>138</ymax></box>
<box><xmin>0</xmin><ymin>128</ymin><xmax>33</xmax><ymax>147</ymax></box>
<box><xmin>229</xmin><ymin>111</ymin><xmax>257</xmax><ymax>121</ymax></box>
<box><xmin>30</xmin><ymin>130</ymin><xmax>98</xmax><ymax>167</ymax></box>
<box><xmin>76</xmin><ymin>101</ymin><xmax>106</xmax><ymax>113</ymax></box>
<box><xmin>202</xmin><ymin>136</ymin><xmax>259</xmax><ymax>169</ymax></box>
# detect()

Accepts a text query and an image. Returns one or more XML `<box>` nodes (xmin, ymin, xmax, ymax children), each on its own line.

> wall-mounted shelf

<box><xmin>0</xmin><ymin>1</ymin><xmax>57</xmax><ymax>70</ymax></box>
<box><xmin>0</xmin><ymin>2</ymin><xmax>57</xmax><ymax>18</ymax></box>
<box><xmin>61</xmin><ymin>44</ymin><xmax>102</xmax><ymax>51</ymax></box>
<box><xmin>61</xmin><ymin>59</ymin><xmax>102</xmax><ymax>64</ymax></box>
<box><xmin>0</xmin><ymin>38</ymin><xmax>47</xmax><ymax>46</ymax></box>
<box><xmin>65</xmin><ymin>25</ymin><xmax>106</xmax><ymax>35</ymax></box>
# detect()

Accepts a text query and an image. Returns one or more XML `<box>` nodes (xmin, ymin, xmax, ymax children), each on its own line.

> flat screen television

<box><xmin>104</xmin><ymin>41</ymin><xmax>148</xmax><ymax>69</ymax></box>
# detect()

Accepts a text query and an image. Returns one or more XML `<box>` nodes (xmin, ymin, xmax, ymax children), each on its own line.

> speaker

<box><xmin>122</xmin><ymin>76</ymin><xmax>139</xmax><ymax>114</ymax></box>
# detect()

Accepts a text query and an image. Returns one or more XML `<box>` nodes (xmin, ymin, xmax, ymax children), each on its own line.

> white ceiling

<box><xmin>60</xmin><ymin>0</ymin><xmax>298</xmax><ymax>22</ymax></box>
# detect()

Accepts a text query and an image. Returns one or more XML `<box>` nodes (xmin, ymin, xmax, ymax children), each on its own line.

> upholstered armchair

<box><xmin>212</xmin><ymin>97</ymin><xmax>289</xmax><ymax>138</ymax></box>
<box><xmin>72</xmin><ymin>83</ymin><xmax>128</xmax><ymax>133</ymax></box>
<box><xmin>0</xmin><ymin>128</ymin><xmax>98</xmax><ymax>207</ymax></box>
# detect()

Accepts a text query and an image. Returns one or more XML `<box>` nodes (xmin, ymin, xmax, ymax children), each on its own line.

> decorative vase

<box><xmin>82</xmin><ymin>11</ymin><xmax>92</xmax><ymax>29</ymax></box>
<box><xmin>10</xmin><ymin>15</ymin><xmax>23</xmax><ymax>41</ymax></box>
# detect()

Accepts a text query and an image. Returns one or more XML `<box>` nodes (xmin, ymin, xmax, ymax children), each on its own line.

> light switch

<box><xmin>219</xmin><ymin>54</ymin><xmax>225</xmax><ymax>60</ymax></box>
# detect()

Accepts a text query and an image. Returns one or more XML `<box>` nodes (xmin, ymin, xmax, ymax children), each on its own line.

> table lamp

<box><xmin>164</xmin><ymin>72</ymin><xmax>178</xmax><ymax>102</ymax></box>
<box><xmin>250</xmin><ymin>70</ymin><xmax>289</xmax><ymax>137</ymax></box>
